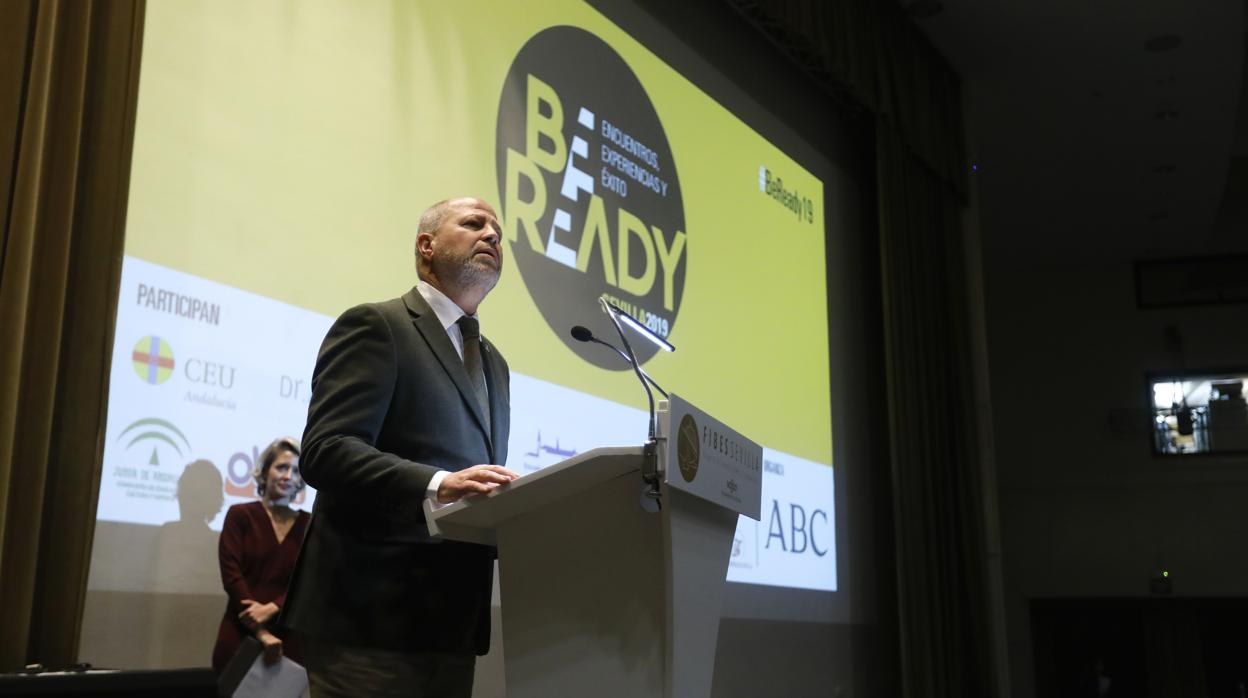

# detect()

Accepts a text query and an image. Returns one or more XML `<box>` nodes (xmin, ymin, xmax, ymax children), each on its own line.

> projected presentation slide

<box><xmin>101</xmin><ymin>0</ymin><xmax>837</xmax><ymax>593</ymax></box>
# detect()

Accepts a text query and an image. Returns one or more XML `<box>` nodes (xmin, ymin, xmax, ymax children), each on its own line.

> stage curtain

<box><xmin>727</xmin><ymin>1</ymin><xmax>994</xmax><ymax>694</ymax></box>
<box><xmin>727</xmin><ymin>0</ymin><xmax>966</xmax><ymax>195</ymax></box>
<box><xmin>0</xmin><ymin>0</ymin><xmax>144</xmax><ymax>671</ymax></box>
<box><xmin>876</xmin><ymin>128</ymin><xmax>993</xmax><ymax>698</ymax></box>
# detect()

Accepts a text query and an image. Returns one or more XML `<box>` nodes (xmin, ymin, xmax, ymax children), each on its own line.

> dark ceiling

<box><xmin>904</xmin><ymin>0</ymin><xmax>1246</xmax><ymax>262</ymax></box>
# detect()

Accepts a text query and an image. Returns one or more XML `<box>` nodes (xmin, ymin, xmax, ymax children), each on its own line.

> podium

<box><xmin>425</xmin><ymin>396</ymin><xmax>762</xmax><ymax>698</ymax></box>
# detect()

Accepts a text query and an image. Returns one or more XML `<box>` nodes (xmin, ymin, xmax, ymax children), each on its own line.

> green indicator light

<box><xmin>1162</xmin><ymin>570</ymin><xmax>1169</xmax><ymax>578</ymax></box>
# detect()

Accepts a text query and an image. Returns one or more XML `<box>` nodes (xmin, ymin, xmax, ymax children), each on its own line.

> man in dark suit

<box><xmin>281</xmin><ymin>197</ymin><xmax>520</xmax><ymax>697</ymax></box>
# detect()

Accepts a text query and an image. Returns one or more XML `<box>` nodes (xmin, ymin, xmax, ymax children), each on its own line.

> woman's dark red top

<box><xmin>211</xmin><ymin>500</ymin><xmax>310</xmax><ymax>673</ymax></box>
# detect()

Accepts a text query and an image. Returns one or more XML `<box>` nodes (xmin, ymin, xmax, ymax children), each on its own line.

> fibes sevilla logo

<box><xmin>677</xmin><ymin>413</ymin><xmax>700</xmax><ymax>483</ymax></box>
<box><xmin>132</xmin><ymin>335</ymin><xmax>175</xmax><ymax>385</ymax></box>
<box><xmin>496</xmin><ymin>26</ymin><xmax>686</xmax><ymax>368</ymax></box>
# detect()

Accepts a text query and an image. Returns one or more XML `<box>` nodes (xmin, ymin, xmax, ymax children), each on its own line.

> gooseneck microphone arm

<box><xmin>594</xmin><ymin>299</ymin><xmax>663</xmax><ymax>506</ymax></box>
<box><xmin>600</xmin><ymin>301</ymin><xmax>656</xmax><ymax>441</ymax></box>
<box><xmin>569</xmin><ymin>326</ymin><xmax>669</xmax><ymax>398</ymax></box>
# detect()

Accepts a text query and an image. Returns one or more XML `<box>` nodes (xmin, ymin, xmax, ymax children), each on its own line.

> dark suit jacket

<box><xmin>281</xmin><ymin>287</ymin><xmax>510</xmax><ymax>655</ymax></box>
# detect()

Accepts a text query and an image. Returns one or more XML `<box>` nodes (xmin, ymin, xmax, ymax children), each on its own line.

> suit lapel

<box><xmin>481</xmin><ymin>338</ymin><xmax>508</xmax><ymax>458</ymax></box>
<box><xmin>402</xmin><ymin>288</ymin><xmax>493</xmax><ymax>454</ymax></box>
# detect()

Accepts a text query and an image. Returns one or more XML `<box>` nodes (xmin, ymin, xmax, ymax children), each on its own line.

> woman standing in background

<box><xmin>211</xmin><ymin>437</ymin><xmax>310</xmax><ymax>673</ymax></box>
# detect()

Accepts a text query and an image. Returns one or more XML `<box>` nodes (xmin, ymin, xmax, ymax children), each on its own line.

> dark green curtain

<box><xmin>0</xmin><ymin>0</ymin><xmax>144</xmax><ymax>670</ymax></box>
<box><xmin>877</xmin><ymin>127</ymin><xmax>992</xmax><ymax>698</ymax></box>
<box><xmin>727</xmin><ymin>1</ymin><xmax>994</xmax><ymax>696</ymax></box>
<box><xmin>727</xmin><ymin>0</ymin><xmax>966</xmax><ymax>195</ymax></box>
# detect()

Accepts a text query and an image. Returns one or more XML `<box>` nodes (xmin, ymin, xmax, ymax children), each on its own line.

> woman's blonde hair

<box><xmin>253</xmin><ymin>437</ymin><xmax>302</xmax><ymax>497</ymax></box>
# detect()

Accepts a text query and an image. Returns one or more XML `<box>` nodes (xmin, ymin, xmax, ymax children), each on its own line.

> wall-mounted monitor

<box><xmin>1149</xmin><ymin>370</ymin><xmax>1248</xmax><ymax>455</ymax></box>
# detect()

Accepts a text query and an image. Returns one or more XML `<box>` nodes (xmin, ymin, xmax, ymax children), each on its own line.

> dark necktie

<box><xmin>457</xmin><ymin>316</ymin><xmax>491</xmax><ymax>430</ymax></box>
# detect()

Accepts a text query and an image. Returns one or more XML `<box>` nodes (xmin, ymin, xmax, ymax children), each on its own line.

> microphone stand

<box><xmin>598</xmin><ymin>298</ymin><xmax>663</xmax><ymax>506</ymax></box>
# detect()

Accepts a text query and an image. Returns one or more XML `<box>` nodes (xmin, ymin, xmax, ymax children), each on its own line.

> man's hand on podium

<box><xmin>437</xmin><ymin>464</ymin><xmax>520</xmax><ymax>504</ymax></box>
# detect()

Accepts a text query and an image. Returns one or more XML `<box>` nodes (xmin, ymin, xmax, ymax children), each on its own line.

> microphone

<box><xmin>570</xmin><ymin>326</ymin><xmax>669</xmax><ymax>398</ymax></box>
<box><xmin>593</xmin><ymin>302</ymin><xmax>661</xmax><ymax>507</ymax></box>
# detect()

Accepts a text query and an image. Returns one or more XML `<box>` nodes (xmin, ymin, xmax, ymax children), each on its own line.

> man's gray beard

<box><xmin>436</xmin><ymin>253</ymin><xmax>500</xmax><ymax>295</ymax></box>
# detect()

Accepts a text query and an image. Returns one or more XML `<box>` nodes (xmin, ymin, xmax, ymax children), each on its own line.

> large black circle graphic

<box><xmin>495</xmin><ymin>26</ymin><xmax>685</xmax><ymax>369</ymax></box>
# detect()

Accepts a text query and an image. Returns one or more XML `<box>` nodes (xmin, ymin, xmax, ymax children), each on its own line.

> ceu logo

<box><xmin>495</xmin><ymin>26</ymin><xmax>686</xmax><ymax>368</ymax></box>
<box><xmin>676</xmin><ymin>413</ymin><xmax>700</xmax><ymax>483</ymax></box>
<box><xmin>132</xmin><ymin>335</ymin><xmax>174</xmax><ymax>384</ymax></box>
<box><xmin>118</xmin><ymin>417</ymin><xmax>190</xmax><ymax>466</ymax></box>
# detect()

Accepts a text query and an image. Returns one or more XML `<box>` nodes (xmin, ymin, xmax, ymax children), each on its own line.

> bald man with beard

<box><xmin>281</xmin><ymin>197</ymin><xmax>520</xmax><ymax>697</ymax></box>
